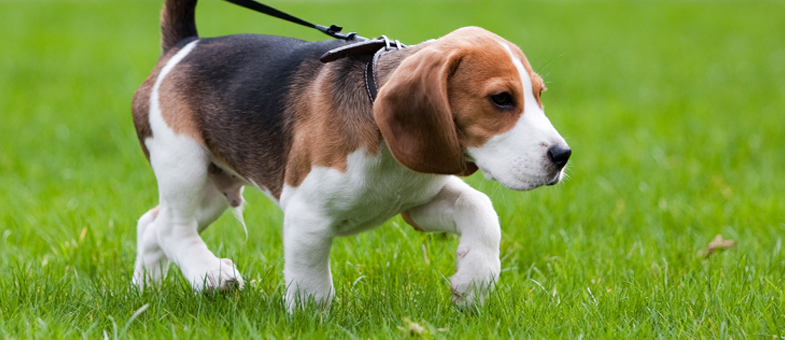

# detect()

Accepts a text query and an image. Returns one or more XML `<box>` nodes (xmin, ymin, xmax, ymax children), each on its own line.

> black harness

<box><xmin>223</xmin><ymin>0</ymin><xmax>406</xmax><ymax>103</ymax></box>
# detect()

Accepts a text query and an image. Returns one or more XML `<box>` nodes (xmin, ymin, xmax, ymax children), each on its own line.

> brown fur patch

<box><xmin>446</xmin><ymin>32</ymin><xmax>526</xmax><ymax>148</ymax></box>
<box><xmin>132</xmin><ymin>47</ymin><xmax>181</xmax><ymax>160</ymax></box>
<box><xmin>132</xmin><ymin>82</ymin><xmax>154</xmax><ymax>160</ymax></box>
<box><xmin>157</xmin><ymin>66</ymin><xmax>204</xmax><ymax>143</ymax></box>
<box><xmin>284</xmin><ymin>57</ymin><xmax>380</xmax><ymax>187</ymax></box>
<box><xmin>132</xmin><ymin>45</ymin><xmax>207</xmax><ymax>161</ymax></box>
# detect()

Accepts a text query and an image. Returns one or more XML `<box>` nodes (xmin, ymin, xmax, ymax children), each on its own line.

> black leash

<box><xmin>223</xmin><ymin>0</ymin><xmax>365</xmax><ymax>41</ymax></box>
<box><xmin>223</xmin><ymin>0</ymin><xmax>407</xmax><ymax>103</ymax></box>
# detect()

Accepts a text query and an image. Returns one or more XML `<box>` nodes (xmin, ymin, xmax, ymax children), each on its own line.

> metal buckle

<box><xmin>378</xmin><ymin>35</ymin><xmax>404</xmax><ymax>51</ymax></box>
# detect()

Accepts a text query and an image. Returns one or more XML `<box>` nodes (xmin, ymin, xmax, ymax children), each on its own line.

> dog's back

<box><xmin>132</xmin><ymin>0</ymin><xmax>354</xmax><ymax>197</ymax></box>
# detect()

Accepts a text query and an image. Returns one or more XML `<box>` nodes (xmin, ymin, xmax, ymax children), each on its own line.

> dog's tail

<box><xmin>160</xmin><ymin>0</ymin><xmax>198</xmax><ymax>53</ymax></box>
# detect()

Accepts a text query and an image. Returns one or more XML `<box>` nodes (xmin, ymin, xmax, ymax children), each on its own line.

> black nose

<box><xmin>547</xmin><ymin>145</ymin><xmax>571</xmax><ymax>168</ymax></box>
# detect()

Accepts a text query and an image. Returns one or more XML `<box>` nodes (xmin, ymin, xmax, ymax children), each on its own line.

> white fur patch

<box><xmin>149</xmin><ymin>40</ymin><xmax>199</xmax><ymax>141</ymax></box>
<box><xmin>278</xmin><ymin>146</ymin><xmax>447</xmax><ymax>310</ymax></box>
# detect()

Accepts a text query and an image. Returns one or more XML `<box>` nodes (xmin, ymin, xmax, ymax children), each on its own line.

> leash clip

<box><xmin>316</xmin><ymin>24</ymin><xmax>362</xmax><ymax>41</ymax></box>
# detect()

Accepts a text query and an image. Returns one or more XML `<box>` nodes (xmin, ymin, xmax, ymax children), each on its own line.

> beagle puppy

<box><xmin>131</xmin><ymin>0</ymin><xmax>571</xmax><ymax>310</ymax></box>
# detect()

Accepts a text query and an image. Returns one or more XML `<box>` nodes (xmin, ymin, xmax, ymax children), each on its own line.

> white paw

<box><xmin>449</xmin><ymin>247</ymin><xmax>500</xmax><ymax>307</ymax></box>
<box><xmin>133</xmin><ymin>253</ymin><xmax>169</xmax><ymax>289</ymax></box>
<box><xmin>284</xmin><ymin>285</ymin><xmax>334</xmax><ymax>312</ymax></box>
<box><xmin>188</xmin><ymin>258</ymin><xmax>244</xmax><ymax>291</ymax></box>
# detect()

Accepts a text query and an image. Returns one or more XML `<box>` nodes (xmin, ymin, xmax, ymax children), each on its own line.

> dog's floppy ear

<box><xmin>374</xmin><ymin>46</ymin><xmax>477</xmax><ymax>175</ymax></box>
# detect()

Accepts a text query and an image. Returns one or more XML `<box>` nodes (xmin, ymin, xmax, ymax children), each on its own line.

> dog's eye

<box><xmin>490</xmin><ymin>92</ymin><xmax>514</xmax><ymax>108</ymax></box>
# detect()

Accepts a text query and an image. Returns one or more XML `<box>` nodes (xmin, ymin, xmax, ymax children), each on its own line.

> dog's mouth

<box><xmin>478</xmin><ymin>168</ymin><xmax>536</xmax><ymax>191</ymax></box>
<box><xmin>477</xmin><ymin>164</ymin><xmax>565</xmax><ymax>191</ymax></box>
<box><xmin>546</xmin><ymin>170</ymin><xmax>564</xmax><ymax>186</ymax></box>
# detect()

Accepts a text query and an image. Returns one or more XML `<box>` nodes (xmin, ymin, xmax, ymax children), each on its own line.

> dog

<box><xmin>131</xmin><ymin>0</ymin><xmax>571</xmax><ymax>310</ymax></box>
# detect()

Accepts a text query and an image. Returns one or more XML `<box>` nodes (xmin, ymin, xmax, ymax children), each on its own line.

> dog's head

<box><xmin>375</xmin><ymin>27</ymin><xmax>570</xmax><ymax>190</ymax></box>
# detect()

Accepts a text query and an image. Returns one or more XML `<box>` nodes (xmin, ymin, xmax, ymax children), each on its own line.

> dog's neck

<box><xmin>373</xmin><ymin>42</ymin><xmax>430</xmax><ymax>93</ymax></box>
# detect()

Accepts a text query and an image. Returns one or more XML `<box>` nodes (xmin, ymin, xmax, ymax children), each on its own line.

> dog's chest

<box><xmin>280</xmin><ymin>146</ymin><xmax>447</xmax><ymax>236</ymax></box>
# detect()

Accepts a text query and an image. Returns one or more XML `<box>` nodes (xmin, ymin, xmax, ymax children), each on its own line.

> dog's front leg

<box><xmin>403</xmin><ymin>176</ymin><xmax>501</xmax><ymax>307</ymax></box>
<box><xmin>282</xmin><ymin>201</ymin><xmax>335</xmax><ymax>312</ymax></box>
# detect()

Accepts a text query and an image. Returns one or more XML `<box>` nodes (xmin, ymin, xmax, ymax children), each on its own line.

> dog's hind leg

<box><xmin>133</xmin><ymin>167</ymin><xmax>239</xmax><ymax>290</ymax></box>
<box><xmin>133</xmin><ymin>205</ymin><xmax>170</xmax><ymax>288</ymax></box>
<box><xmin>165</xmin><ymin>139</ymin><xmax>244</xmax><ymax>291</ymax></box>
<box><xmin>133</xmin><ymin>40</ymin><xmax>241</xmax><ymax>291</ymax></box>
<box><xmin>141</xmin><ymin>134</ymin><xmax>243</xmax><ymax>291</ymax></box>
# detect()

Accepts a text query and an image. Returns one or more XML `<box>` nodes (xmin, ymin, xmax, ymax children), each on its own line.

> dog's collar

<box><xmin>320</xmin><ymin>36</ymin><xmax>406</xmax><ymax>104</ymax></box>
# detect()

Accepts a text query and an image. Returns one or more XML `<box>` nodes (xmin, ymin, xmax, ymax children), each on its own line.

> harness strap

<box><xmin>319</xmin><ymin>39</ymin><xmax>388</xmax><ymax>63</ymax></box>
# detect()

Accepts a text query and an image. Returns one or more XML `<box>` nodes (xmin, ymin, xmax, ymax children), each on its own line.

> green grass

<box><xmin>1</xmin><ymin>0</ymin><xmax>784</xmax><ymax>338</ymax></box>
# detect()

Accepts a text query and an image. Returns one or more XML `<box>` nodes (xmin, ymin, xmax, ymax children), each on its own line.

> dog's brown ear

<box><xmin>374</xmin><ymin>47</ymin><xmax>477</xmax><ymax>175</ymax></box>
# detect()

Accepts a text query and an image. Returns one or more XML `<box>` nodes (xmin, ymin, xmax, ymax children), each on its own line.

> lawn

<box><xmin>1</xmin><ymin>0</ymin><xmax>784</xmax><ymax>338</ymax></box>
